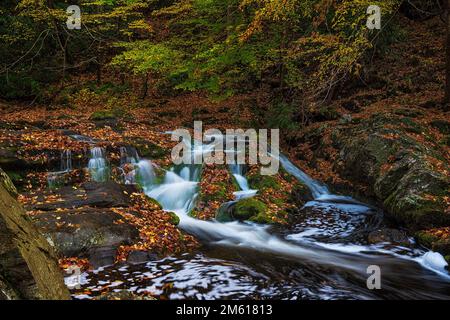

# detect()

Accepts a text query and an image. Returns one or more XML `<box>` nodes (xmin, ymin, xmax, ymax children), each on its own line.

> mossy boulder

<box><xmin>233</xmin><ymin>198</ymin><xmax>267</xmax><ymax>221</ymax></box>
<box><xmin>0</xmin><ymin>167</ymin><xmax>18</xmax><ymax>198</ymax></box>
<box><xmin>331</xmin><ymin>113</ymin><xmax>450</xmax><ymax>230</ymax></box>
<box><xmin>415</xmin><ymin>229</ymin><xmax>450</xmax><ymax>257</ymax></box>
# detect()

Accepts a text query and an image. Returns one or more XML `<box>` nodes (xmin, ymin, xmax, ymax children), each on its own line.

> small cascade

<box><xmin>88</xmin><ymin>147</ymin><xmax>110</xmax><ymax>182</ymax></box>
<box><xmin>229</xmin><ymin>164</ymin><xmax>257</xmax><ymax>200</ymax></box>
<box><xmin>147</xmin><ymin>169</ymin><xmax>198</xmax><ymax>213</ymax></box>
<box><xmin>47</xmin><ymin>149</ymin><xmax>73</xmax><ymax>189</ymax></box>
<box><xmin>135</xmin><ymin>160</ymin><xmax>156</xmax><ymax>192</ymax></box>
<box><xmin>120</xmin><ymin>146</ymin><xmax>140</xmax><ymax>166</ymax></box>
<box><xmin>60</xmin><ymin>149</ymin><xmax>73</xmax><ymax>172</ymax></box>
<box><xmin>279</xmin><ymin>154</ymin><xmax>330</xmax><ymax>199</ymax></box>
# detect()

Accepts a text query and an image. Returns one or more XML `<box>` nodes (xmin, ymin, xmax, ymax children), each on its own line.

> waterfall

<box><xmin>279</xmin><ymin>154</ymin><xmax>330</xmax><ymax>199</ymax></box>
<box><xmin>136</xmin><ymin>160</ymin><xmax>156</xmax><ymax>192</ymax></box>
<box><xmin>147</xmin><ymin>169</ymin><xmax>198</xmax><ymax>213</ymax></box>
<box><xmin>60</xmin><ymin>150</ymin><xmax>72</xmax><ymax>172</ymax></box>
<box><xmin>47</xmin><ymin>149</ymin><xmax>73</xmax><ymax>189</ymax></box>
<box><xmin>88</xmin><ymin>147</ymin><xmax>110</xmax><ymax>182</ymax></box>
<box><xmin>120</xmin><ymin>146</ymin><xmax>140</xmax><ymax>166</ymax></box>
<box><xmin>229</xmin><ymin>164</ymin><xmax>257</xmax><ymax>200</ymax></box>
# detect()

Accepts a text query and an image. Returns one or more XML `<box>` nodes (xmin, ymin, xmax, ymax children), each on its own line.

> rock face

<box><xmin>292</xmin><ymin>111</ymin><xmax>449</xmax><ymax>256</ymax></box>
<box><xmin>332</xmin><ymin>113</ymin><xmax>450</xmax><ymax>230</ymax></box>
<box><xmin>0</xmin><ymin>168</ymin><xmax>70</xmax><ymax>300</ymax></box>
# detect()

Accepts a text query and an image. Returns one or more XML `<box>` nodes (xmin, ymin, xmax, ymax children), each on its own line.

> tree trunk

<box><xmin>0</xmin><ymin>168</ymin><xmax>70</xmax><ymax>300</ymax></box>
<box><xmin>445</xmin><ymin>0</ymin><xmax>450</xmax><ymax>108</ymax></box>
<box><xmin>141</xmin><ymin>73</ymin><xmax>149</xmax><ymax>99</ymax></box>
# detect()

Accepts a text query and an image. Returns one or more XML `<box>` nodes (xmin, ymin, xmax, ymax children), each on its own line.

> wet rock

<box><xmin>290</xmin><ymin>183</ymin><xmax>314</xmax><ymax>207</ymax></box>
<box><xmin>0</xmin><ymin>147</ymin><xmax>27</xmax><ymax>171</ymax></box>
<box><xmin>0</xmin><ymin>168</ymin><xmax>70</xmax><ymax>299</ymax></box>
<box><xmin>88</xmin><ymin>246</ymin><xmax>117</xmax><ymax>269</ymax></box>
<box><xmin>127</xmin><ymin>250</ymin><xmax>158</xmax><ymax>265</ymax></box>
<box><xmin>30</xmin><ymin>181</ymin><xmax>138</xmax><ymax>211</ymax></box>
<box><xmin>368</xmin><ymin>228</ymin><xmax>410</xmax><ymax>246</ymax></box>
<box><xmin>33</xmin><ymin>207</ymin><xmax>140</xmax><ymax>258</ymax></box>
<box><xmin>127</xmin><ymin>137</ymin><xmax>169</xmax><ymax>159</ymax></box>
<box><xmin>415</xmin><ymin>229</ymin><xmax>450</xmax><ymax>257</ymax></box>
<box><xmin>216</xmin><ymin>202</ymin><xmax>236</xmax><ymax>223</ymax></box>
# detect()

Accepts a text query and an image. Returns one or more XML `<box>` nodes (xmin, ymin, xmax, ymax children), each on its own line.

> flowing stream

<box><xmin>72</xmin><ymin>143</ymin><xmax>450</xmax><ymax>300</ymax></box>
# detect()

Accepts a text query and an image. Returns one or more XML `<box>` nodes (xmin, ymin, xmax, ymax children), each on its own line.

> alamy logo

<box><xmin>171</xmin><ymin>121</ymin><xmax>279</xmax><ymax>175</ymax></box>
<box><xmin>367</xmin><ymin>5</ymin><xmax>381</xmax><ymax>30</ymax></box>
<box><xmin>67</xmin><ymin>5</ymin><xmax>81</xmax><ymax>30</ymax></box>
<box><xmin>366</xmin><ymin>265</ymin><xmax>381</xmax><ymax>290</ymax></box>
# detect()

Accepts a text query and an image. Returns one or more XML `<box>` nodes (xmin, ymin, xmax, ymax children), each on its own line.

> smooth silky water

<box><xmin>72</xmin><ymin>148</ymin><xmax>450</xmax><ymax>300</ymax></box>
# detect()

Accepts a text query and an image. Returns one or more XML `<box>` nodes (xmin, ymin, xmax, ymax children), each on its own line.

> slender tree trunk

<box><xmin>445</xmin><ymin>0</ymin><xmax>450</xmax><ymax>109</ymax></box>
<box><xmin>141</xmin><ymin>73</ymin><xmax>149</xmax><ymax>99</ymax></box>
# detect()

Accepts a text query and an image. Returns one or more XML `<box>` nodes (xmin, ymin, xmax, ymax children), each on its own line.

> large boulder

<box><xmin>28</xmin><ymin>181</ymin><xmax>141</xmax><ymax>268</ymax></box>
<box><xmin>332</xmin><ymin>113</ymin><xmax>450</xmax><ymax>230</ymax></box>
<box><xmin>33</xmin><ymin>208</ymin><xmax>140</xmax><ymax>267</ymax></box>
<box><xmin>0</xmin><ymin>168</ymin><xmax>70</xmax><ymax>300</ymax></box>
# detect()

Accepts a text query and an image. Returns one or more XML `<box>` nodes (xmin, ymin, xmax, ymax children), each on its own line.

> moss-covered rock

<box><xmin>331</xmin><ymin>113</ymin><xmax>450</xmax><ymax>230</ymax></box>
<box><xmin>145</xmin><ymin>196</ymin><xmax>163</xmax><ymax>210</ymax></box>
<box><xmin>0</xmin><ymin>167</ymin><xmax>18</xmax><ymax>198</ymax></box>
<box><xmin>167</xmin><ymin>212</ymin><xmax>180</xmax><ymax>225</ymax></box>
<box><xmin>233</xmin><ymin>198</ymin><xmax>267</xmax><ymax>221</ymax></box>
<box><xmin>415</xmin><ymin>228</ymin><xmax>450</xmax><ymax>257</ymax></box>
<box><xmin>248</xmin><ymin>174</ymin><xmax>280</xmax><ymax>191</ymax></box>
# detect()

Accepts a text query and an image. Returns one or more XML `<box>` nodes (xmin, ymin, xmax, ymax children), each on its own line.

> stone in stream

<box><xmin>127</xmin><ymin>250</ymin><xmax>159</xmax><ymax>265</ymax></box>
<box><xmin>368</xmin><ymin>228</ymin><xmax>411</xmax><ymax>246</ymax></box>
<box><xmin>0</xmin><ymin>168</ymin><xmax>70</xmax><ymax>299</ymax></box>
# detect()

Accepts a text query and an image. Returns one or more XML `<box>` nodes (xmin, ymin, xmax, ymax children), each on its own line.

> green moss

<box><xmin>188</xmin><ymin>209</ymin><xmax>199</xmax><ymax>218</ymax></box>
<box><xmin>129</xmin><ymin>138</ymin><xmax>169</xmax><ymax>160</ymax></box>
<box><xmin>234</xmin><ymin>198</ymin><xmax>267</xmax><ymax>221</ymax></box>
<box><xmin>415</xmin><ymin>231</ymin><xmax>439</xmax><ymax>248</ymax></box>
<box><xmin>167</xmin><ymin>212</ymin><xmax>180</xmax><ymax>225</ymax></box>
<box><xmin>145</xmin><ymin>196</ymin><xmax>163</xmax><ymax>210</ymax></box>
<box><xmin>249</xmin><ymin>212</ymin><xmax>272</xmax><ymax>224</ymax></box>
<box><xmin>89</xmin><ymin>110</ymin><xmax>117</xmax><ymax>121</ymax></box>
<box><xmin>248</xmin><ymin>174</ymin><xmax>280</xmax><ymax>191</ymax></box>
<box><xmin>202</xmin><ymin>182</ymin><xmax>228</xmax><ymax>202</ymax></box>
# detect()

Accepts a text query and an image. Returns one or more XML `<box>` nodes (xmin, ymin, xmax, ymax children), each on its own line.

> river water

<box><xmin>71</xmin><ymin>144</ymin><xmax>450</xmax><ymax>300</ymax></box>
